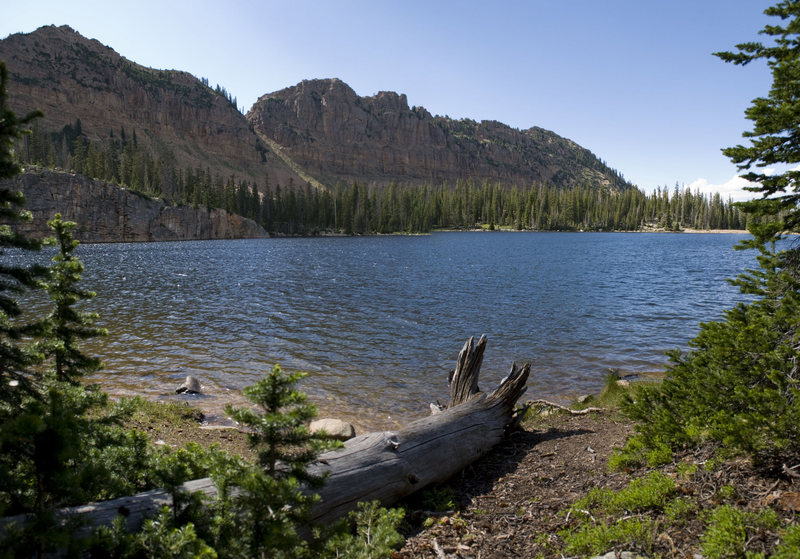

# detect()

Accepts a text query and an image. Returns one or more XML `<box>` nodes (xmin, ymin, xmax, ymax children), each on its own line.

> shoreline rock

<box><xmin>175</xmin><ymin>375</ymin><xmax>202</xmax><ymax>395</ymax></box>
<box><xmin>2</xmin><ymin>168</ymin><xmax>268</xmax><ymax>243</ymax></box>
<box><xmin>309</xmin><ymin>418</ymin><xmax>356</xmax><ymax>441</ymax></box>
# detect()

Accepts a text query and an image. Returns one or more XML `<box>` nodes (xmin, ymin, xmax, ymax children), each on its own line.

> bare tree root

<box><xmin>527</xmin><ymin>399</ymin><xmax>605</xmax><ymax>415</ymax></box>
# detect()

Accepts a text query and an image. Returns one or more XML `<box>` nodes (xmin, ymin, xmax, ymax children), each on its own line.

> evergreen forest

<box><xmin>4</xmin><ymin>0</ymin><xmax>800</xmax><ymax>554</ymax></box>
<box><xmin>18</xmin><ymin>120</ymin><xmax>753</xmax><ymax>235</ymax></box>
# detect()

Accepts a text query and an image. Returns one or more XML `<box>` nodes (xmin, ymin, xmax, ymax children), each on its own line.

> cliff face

<box><xmin>3</xmin><ymin>169</ymin><xmax>267</xmax><ymax>242</ymax></box>
<box><xmin>0</xmin><ymin>26</ymin><xmax>634</xmax><ymax>242</ymax></box>
<box><xmin>247</xmin><ymin>78</ymin><xmax>630</xmax><ymax>190</ymax></box>
<box><xmin>0</xmin><ymin>25</ymin><xmax>304</xmax><ymax>190</ymax></box>
<box><xmin>0</xmin><ymin>27</ymin><xmax>632</xmax><ymax>196</ymax></box>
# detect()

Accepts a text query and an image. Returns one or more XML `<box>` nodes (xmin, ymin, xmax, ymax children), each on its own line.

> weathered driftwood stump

<box><xmin>309</xmin><ymin>335</ymin><xmax>529</xmax><ymax>523</ymax></box>
<box><xmin>0</xmin><ymin>336</ymin><xmax>529</xmax><ymax>534</ymax></box>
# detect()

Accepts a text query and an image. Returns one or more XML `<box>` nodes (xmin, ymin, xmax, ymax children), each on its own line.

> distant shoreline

<box><xmin>433</xmin><ymin>227</ymin><xmax>751</xmax><ymax>235</ymax></box>
<box><xmin>644</xmin><ymin>228</ymin><xmax>749</xmax><ymax>235</ymax></box>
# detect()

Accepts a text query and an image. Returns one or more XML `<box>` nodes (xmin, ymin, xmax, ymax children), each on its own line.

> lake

<box><xmin>29</xmin><ymin>231</ymin><xmax>757</xmax><ymax>430</ymax></box>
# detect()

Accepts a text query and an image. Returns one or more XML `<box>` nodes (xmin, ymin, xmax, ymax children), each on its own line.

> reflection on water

<box><xmin>20</xmin><ymin>232</ymin><xmax>755</xmax><ymax>431</ymax></box>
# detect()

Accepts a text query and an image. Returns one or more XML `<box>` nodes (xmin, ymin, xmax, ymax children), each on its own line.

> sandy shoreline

<box><xmin>163</xmin><ymin>369</ymin><xmax>666</xmax><ymax>437</ymax></box>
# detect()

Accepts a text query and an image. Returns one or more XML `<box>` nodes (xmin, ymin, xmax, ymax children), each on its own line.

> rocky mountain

<box><xmin>0</xmin><ymin>25</ymin><xmax>304</xmax><ymax>190</ymax></box>
<box><xmin>2</xmin><ymin>168</ymin><xmax>266</xmax><ymax>242</ymax></box>
<box><xmin>247</xmin><ymin>78</ymin><xmax>631</xmax><ymax>190</ymax></box>
<box><xmin>0</xmin><ymin>25</ymin><xmax>634</xmax><ymax>240</ymax></box>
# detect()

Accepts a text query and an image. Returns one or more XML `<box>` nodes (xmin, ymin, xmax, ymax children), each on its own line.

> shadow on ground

<box><xmin>398</xmin><ymin>422</ymin><xmax>596</xmax><ymax>536</ymax></box>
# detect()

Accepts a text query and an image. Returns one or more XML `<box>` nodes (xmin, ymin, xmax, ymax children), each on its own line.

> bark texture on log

<box><xmin>309</xmin><ymin>350</ymin><xmax>529</xmax><ymax>524</ymax></box>
<box><xmin>0</xmin><ymin>478</ymin><xmax>224</xmax><ymax>538</ymax></box>
<box><xmin>0</xmin><ymin>336</ymin><xmax>529</xmax><ymax>535</ymax></box>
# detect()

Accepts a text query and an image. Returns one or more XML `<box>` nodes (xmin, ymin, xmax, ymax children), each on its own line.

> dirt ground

<box><xmin>138</xmin><ymin>402</ymin><xmax>635</xmax><ymax>557</ymax></box>
<box><xmin>393</xmin><ymin>410</ymin><xmax>799</xmax><ymax>558</ymax></box>
<box><xmin>395</xmin><ymin>410</ymin><xmax>635</xmax><ymax>558</ymax></box>
<box><xmin>140</xmin><ymin>402</ymin><xmax>798</xmax><ymax>558</ymax></box>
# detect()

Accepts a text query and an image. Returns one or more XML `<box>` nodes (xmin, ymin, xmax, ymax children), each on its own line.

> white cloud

<box><xmin>688</xmin><ymin>175</ymin><xmax>758</xmax><ymax>203</ymax></box>
<box><xmin>689</xmin><ymin>165</ymin><xmax>800</xmax><ymax>203</ymax></box>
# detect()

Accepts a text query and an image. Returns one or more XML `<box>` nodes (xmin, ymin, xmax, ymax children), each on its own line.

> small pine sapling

<box><xmin>221</xmin><ymin>365</ymin><xmax>342</xmax><ymax>557</ymax></box>
<box><xmin>39</xmin><ymin>213</ymin><xmax>107</xmax><ymax>384</ymax></box>
<box><xmin>226</xmin><ymin>364</ymin><xmax>338</xmax><ymax>486</ymax></box>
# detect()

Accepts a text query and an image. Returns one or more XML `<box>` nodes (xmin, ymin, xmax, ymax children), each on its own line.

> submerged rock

<box><xmin>176</xmin><ymin>375</ymin><xmax>202</xmax><ymax>394</ymax></box>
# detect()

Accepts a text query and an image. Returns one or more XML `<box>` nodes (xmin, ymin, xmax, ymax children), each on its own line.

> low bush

<box><xmin>559</xmin><ymin>472</ymin><xmax>676</xmax><ymax>555</ymax></box>
<box><xmin>620</xmin><ymin>241</ymin><xmax>800</xmax><ymax>473</ymax></box>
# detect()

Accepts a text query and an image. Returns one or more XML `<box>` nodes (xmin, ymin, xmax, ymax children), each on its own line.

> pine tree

<box><xmin>0</xmin><ymin>61</ymin><xmax>45</xmax><ymax>407</ymax></box>
<box><xmin>223</xmin><ymin>365</ymin><xmax>340</xmax><ymax>557</ymax></box>
<box><xmin>715</xmin><ymin>0</ymin><xmax>800</xmax><ymax>241</ymax></box>
<box><xmin>620</xmin><ymin>1</ymin><xmax>800</xmax><ymax>473</ymax></box>
<box><xmin>225</xmin><ymin>364</ymin><xmax>333</xmax><ymax>484</ymax></box>
<box><xmin>0</xmin><ymin>69</ymin><xmax>110</xmax><ymax>554</ymax></box>
<box><xmin>39</xmin><ymin>214</ymin><xmax>107</xmax><ymax>384</ymax></box>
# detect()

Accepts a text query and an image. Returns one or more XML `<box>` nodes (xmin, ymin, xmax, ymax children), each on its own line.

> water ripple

<box><xmin>52</xmin><ymin>232</ymin><xmax>760</xmax><ymax>429</ymax></box>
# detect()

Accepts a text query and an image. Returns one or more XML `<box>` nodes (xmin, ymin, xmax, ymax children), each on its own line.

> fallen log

<box><xmin>0</xmin><ymin>336</ymin><xmax>529</xmax><ymax>535</ymax></box>
<box><xmin>310</xmin><ymin>335</ymin><xmax>529</xmax><ymax>523</ymax></box>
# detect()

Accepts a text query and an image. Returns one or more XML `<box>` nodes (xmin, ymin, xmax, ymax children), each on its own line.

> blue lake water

<box><xmin>29</xmin><ymin>231</ymin><xmax>757</xmax><ymax>429</ymax></box>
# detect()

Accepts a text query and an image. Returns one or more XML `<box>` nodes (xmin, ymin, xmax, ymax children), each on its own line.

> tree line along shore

<box><xmin>18</xmin><ymin>120</ymin><xmax>755</xmax><ymax>236</ymax></box>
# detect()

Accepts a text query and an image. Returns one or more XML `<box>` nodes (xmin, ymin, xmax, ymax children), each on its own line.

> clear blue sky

<box><xmin>1</xmin><ymin>1</ymin><xmax>777</xmax><ymax>200</ymax></box>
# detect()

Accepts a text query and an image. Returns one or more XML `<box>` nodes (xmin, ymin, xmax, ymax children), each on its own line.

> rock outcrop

<box><xmin>247</xmin><ymin>78</ymin><xmax>631</xmax><ymax>191</ymax></box>
<box><xmin>0</xmin><ymin>25</ymin><xmax>305</xmax><ymax>191</ymax></box>
<box><xmin>0</xmin><ymin>26</ymin><xmax>633</xmax><ymax>242</ymax></box>
<box><xmin>2</xmin><ymin>168</ymin><xmax>267</xmax><ymax>242</ymax></box>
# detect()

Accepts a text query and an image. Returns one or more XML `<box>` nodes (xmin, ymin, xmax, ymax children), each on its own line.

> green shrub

<box><xmin>561</xmin><ymin>517</ymin><xmax>653</xmax><ymax>556</ymax></box>
<box><xmin>773</xmin><ymin>524</ymin><xmax>800</xmax><ymax>559</ymax></box>
<box><xmin>701</xmin><ymin>505</ymin><xmax>778</xmax><ymax>559</ymax></box>
<box><xmin>607</xmin><ymin>435</ymin><xmax>648</xmax><ymax>471</ymax></box>
<box><xmin>571</xmin><ymin>471</ymin><xmax>675</xmax><ymax>515</ymax></box>
<box><xmin>324</xmin><ymin>501</ymin><xmax>405</xmax><ymax>559</ymax></box>
<box><xmin>663</xmin><ymin>497</ymin><xmax>694</xmax><ymax>524</ymax></box>
<box><xmin>561</xmin><ymin>472</ymin><xmax>675</xmax><ymax>556</ymax></box>
<box><xmin>675</xmin><ymin>461</ymin><xmax>697</xmax><ymax>480</ymax></box>
<box><xmin>716</xmin><ymin>485</ymin><xmax>738</xmax><ymax>503</ymax></box>
<box><xmin>90</xmin><ymin>508</ymin><xmax>217</xmax><ymax>559</ymax></box>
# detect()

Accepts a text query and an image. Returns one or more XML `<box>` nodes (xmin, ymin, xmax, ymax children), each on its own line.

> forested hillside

<box><xmin>5</xmin><ymin>25</ymin><xmax>750</xmax><ymax>237</ymax></box>
<box><xmin>18</xmin><ymin>119</ymin><xmax>747</xmax><ymax>234</ymax></box>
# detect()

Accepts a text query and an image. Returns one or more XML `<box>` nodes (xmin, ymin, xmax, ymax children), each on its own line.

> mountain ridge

<box><xmin>0</xmin><ymin>25</ymin><xmax>305</xmax><ymax>193</ymax></box>
<box><xmin>1</xmin><ymin>25</ymin><xmax>631</xmax><ymax>195</ymax></box>
<box><xmin>246</xmin><ymin>77</ymin><xmax>631</xmax><ymax>190</ymax></box>
<box><xmin>0</xmin><ymin>25</ymin><xmax>649</xmax><ymax>239</ymax></box>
